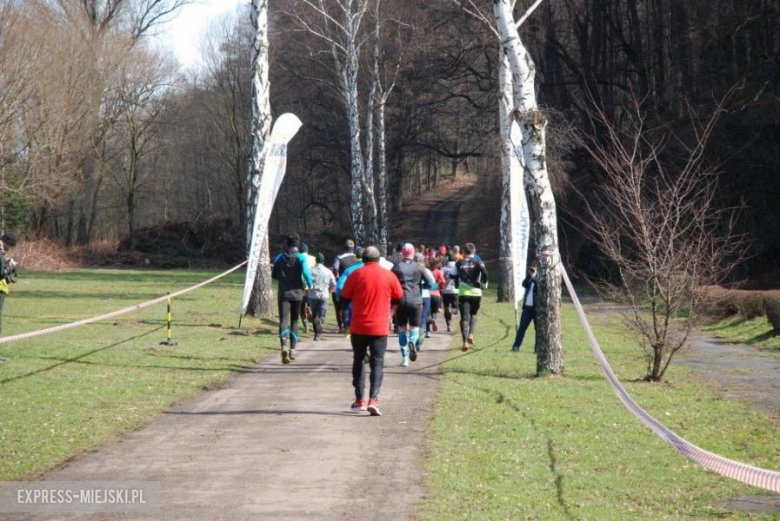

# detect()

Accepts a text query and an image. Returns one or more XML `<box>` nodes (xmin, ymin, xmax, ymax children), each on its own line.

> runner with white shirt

<box><xmin>308</xmin><ymin>253</ymin><xmax>337</xmax><ymax>341</ymax></box>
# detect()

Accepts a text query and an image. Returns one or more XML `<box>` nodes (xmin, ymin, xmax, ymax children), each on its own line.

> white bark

<box><xmin>371</xmin><ymin>0</ymin><xmax>398</xmax><ymax>256</ymax></box>
<box><xmin>363</xmin><ymin>74</ymin><xmax>378</xmax><ymax>244</ymax></box>
<box><xmin>494</xmin><ymin>0</ymin><xmax>563</xmax><ymax>375</ymax></box>
<box><xmin>375</xmin><ymin>95</ymin><xmax>389</xmax><ymax>256</ymax></box>
<box><xmin>246</xmin><ymin>0</ymin><xmax>273</xmax><ymax>317</ymax></box>
<box><xmin>294</xmin><ymin>0</ymin><xmax>379</xmax><ymax>246</ymax></box>
<box><xmin>498</xmin><ymin>49</ymin><xmax>514</xmax><ymax>303</ymax></box>
<box><xmin>344</xmin><ymin>35</ymin><xmax>366</xmax><ymax>245</ymax></box>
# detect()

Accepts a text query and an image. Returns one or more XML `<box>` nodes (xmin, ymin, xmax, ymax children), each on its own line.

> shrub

<box><xmin>735</xmin><ymin>293</ymin><xmax>765</xmax><ymax>320</ymax></box>
<box><xmin>700</xmin><ymin>287</ymin><xmax>766</xmax><ymax>321</ymax></box>
<box><xmin>764</xmin><ymin>294</ymin><xmax>780</xmax><ymax>332</ymax></box>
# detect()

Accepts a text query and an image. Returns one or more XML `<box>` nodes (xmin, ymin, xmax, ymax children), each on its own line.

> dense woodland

<box><xmin>0</xmin><ymin>0</ymin><xmax>778</xmax><ymax>281</ymax></box>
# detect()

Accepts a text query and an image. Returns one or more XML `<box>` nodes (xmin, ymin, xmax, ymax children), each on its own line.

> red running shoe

<box><xmin>367</xmin><ymin>399</ymin><xmax>382</xmax><ymax>416</ymax></box>
<box><xmin>351</xmin><ymin>399</ymin><xmax>367</xmax><ymax>412</ymax></box>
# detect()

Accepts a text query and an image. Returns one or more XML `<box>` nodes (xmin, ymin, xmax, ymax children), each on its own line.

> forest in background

<box><xmin>0</xmin><ymin>0</ymin><xmax>778</xmax><ymax>282</ymax></box>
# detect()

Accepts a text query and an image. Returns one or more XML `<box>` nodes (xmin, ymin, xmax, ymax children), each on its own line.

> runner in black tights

<box><xmin>272</xmin><ymin>234</ymin><xmax>313</xmax><ymax>364</ymax></box>
<box><xmin>453</xmin><ymin>242</ymin><xmax>488</xmax><ymax>352</ymax></box>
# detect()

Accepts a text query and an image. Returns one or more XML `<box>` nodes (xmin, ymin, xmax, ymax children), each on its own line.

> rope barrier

<box><xmin>0</xmin><ymin>261</ymin><xmax>248</xmax><ymax>346</ymax></box>
<box><xmin>560</xmin><ymin>263</ymin><xmax>780</xmax><ymax>494</ymax></box>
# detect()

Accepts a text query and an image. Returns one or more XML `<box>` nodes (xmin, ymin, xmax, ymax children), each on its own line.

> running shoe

<box><xmin>400</xmin><ymin>356</ymin><xmax>409</xmax><ymax>367</ymax></box>
<box><xmin>367</xmin><ymin>399</ymin><xmax>382</xmax><ymax>416</ymax></box>
<box><xmin>461</xmin><ymin>343</ymin><xmax>469</xmax><ymax>352</ymax></box>
<box><xmin>289</xmin><ymin>349</ymin><xmax>297</xmax><ymax>361</ymax></box>
<box><xmin>424</xmin><ymin>331</ymin><xmax>431</xmax><ymax>339</ymax></box>
<box><xmin>430</xmin><ymin>319</ymin><xmax>438</xmax><ymax>332</ymax></box>
<box><xmin>409</xmin><ymin>341</ymin><xmax>417</xmax><ymax>361</ymax></box>
<box><xmin>281</xmin><ymin>349</ymin><xmax>290</xmax><ymax>364</ymax></box>
<box><xmin>467</xmin><ymin>335</ymin><xmax>474</xmax><ymax>346</ymax></box>
<box><xmin>351</xmin><ymin>399</ymin><xmax>367</xmax><ymax>412</ymax></box>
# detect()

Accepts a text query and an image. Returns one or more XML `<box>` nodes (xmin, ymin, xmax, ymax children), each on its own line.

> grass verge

<box><xmin>705</xmin><ymin>316</ymin><xmax>780</xmax><ymax>351</ymax></box>
<box><xmin>0</xmin><ymin>269</ymin><xmax>277</xmax><ymax>480</ymax></box>
<box><xmin>420</xmin><ymin>289</ymin><xmax>780</xmax><ymax>519</ymax></box>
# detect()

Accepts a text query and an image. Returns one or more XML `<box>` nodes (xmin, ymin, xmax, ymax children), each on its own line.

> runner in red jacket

<box><xmin>340</xmin><ymin>246</ymin><xmax>404</xmax><ymax>416</ymax></box>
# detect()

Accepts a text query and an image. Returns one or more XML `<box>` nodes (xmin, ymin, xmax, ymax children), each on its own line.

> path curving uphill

<box><xmin>391</xmin><ymin>176</ymin><xmax>481</xmax><ymax>248</ymax></box>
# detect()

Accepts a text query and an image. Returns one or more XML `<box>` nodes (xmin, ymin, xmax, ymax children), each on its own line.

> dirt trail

<box><xmin>5</xmin><ymin>333</ymin><xmax>451</xmax><ymax>520</ymax></box>
<box><xmin>391</xmin><ymin>175</ymin><xmax>481</xmax><ymax>247</ymax></box>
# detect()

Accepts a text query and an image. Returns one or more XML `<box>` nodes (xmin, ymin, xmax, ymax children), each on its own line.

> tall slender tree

<box><xmin>288</xmin><ymin>0</ymin><xmax>371</xmax><ymax>245</ymax></box>
<box><xmin>245</xmin><ymin>0</ymin><xmax>273</xmax><ymax>316</ymax></box>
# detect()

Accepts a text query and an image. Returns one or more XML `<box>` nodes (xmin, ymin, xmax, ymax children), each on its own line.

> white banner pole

<box><xmin>240</xmin><ymin>113</ymin><xmax>303</xmax><ymax>320</ymax></box>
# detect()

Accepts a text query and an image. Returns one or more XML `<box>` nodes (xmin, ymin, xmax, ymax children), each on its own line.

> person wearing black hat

<box><xmin>0</xmin><ymin>233</ymin><xmax>19</xmax><ymax>354</ymax></box>
<box><xmin>308</xmin><ymin>252</ymin><xmax>336</xmax><ymax>341</ymax></box>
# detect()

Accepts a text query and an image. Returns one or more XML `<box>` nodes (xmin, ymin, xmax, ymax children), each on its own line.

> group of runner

<box><xmin>271</xmin><ymin>235</ymin><xmax>489</xmax><ymax>416</ymax></box>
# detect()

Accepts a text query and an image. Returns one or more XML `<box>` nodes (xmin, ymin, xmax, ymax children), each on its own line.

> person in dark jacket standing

<box><xmin>511</xmin><ymin>267</ymin><xmax>538</xmax><ymax>352</ymax></box>
<box><xmin>272</xmin><ymin>234</ymin><xmax>313</xmax><ymax>364</ymax></box>
<box><xmin>0</xmin><ymin>232</ymin><xmax>18</xmax><ymax>362</ymax></box>
<box><xmin>341</xmin><ymin>246</ymin><xmax>403</xmax><ymax>416</ymax></box>
<box><xmin>454</xmin><ymin>242</ymin><xmax>488</xmax><ymax>351</ymax></box>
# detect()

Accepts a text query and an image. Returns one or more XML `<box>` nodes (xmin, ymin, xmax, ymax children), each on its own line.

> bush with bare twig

<box><xmin>764</xmin><ymin>295</ymin><xmax>780</xmax><ymax>333</ymax></box>
<box><xmin>577</xmin><ymin>95</ymin><xmax>747</xmax><ymax>381</ymax></box>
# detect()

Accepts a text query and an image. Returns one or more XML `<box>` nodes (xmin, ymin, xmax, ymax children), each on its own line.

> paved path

<box><xmin>678</xmin><ymin>333</ymin><xmax>780</xmax><ymax>417</ymax></box>
<box><xmin>9</xmin><ymin>332</ymin><xmax>452</xmax><ymax>520</ymax></box>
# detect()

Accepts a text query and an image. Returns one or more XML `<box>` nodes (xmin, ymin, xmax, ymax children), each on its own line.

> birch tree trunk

<box><xmin>376</xmin><ymin>98</ymin><xmax>389</xmax><ymax>255</ymax></box>
<box><xmin>293</xmin><ymin>0</ymin><xmax>369</xmax><ymax>245</ymax></box>
<box><xmin>345</xmin><ymin>33</ymin><xmax>366</xmax><ymax>245</ymax></box>
<box><xmin>497</xmin><ymin>50</ymin><xmax>514</xmax><ymax>303</ymax></box>
<box><xmin>494</xmin><ymin>0</ymin><xmax>563</xmax><ymax>375</ymax></box>
<box><xmin>246</xmin><ymin>0</ymin><xmax>273</xmax><ymax>317</ymax></box>
<box><xmin>362</xmin><ymin>77</ymin><xmax>378</xmax><ymax>245</ymax></box>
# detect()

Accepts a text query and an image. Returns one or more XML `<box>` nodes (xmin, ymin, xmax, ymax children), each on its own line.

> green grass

<box><xmin>0</xmin><ymin>269</ymin><xmax>278</xmax><ymax>480</ymax></box>
<box><xmin>420</xmin><ymin>290</ymin><xmax>780</xmax><ymax>520</ymax></box>
<box><xmin>705</xmin><ymin>316</ymin><xmax>780</xmax><ymax>351</ymax></box>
